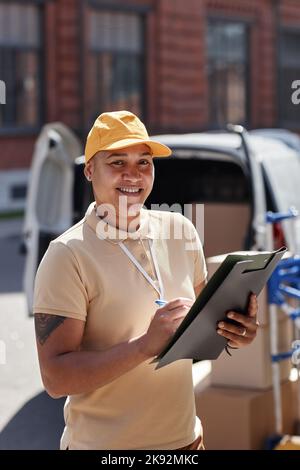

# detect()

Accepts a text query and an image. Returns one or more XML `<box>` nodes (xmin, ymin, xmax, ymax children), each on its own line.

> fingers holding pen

<box><xmin>156</xmin><ymin>297</ymin><xmax>193</xmax><ymax>323</ymax></box>
<box><xmin>139</xmin><ymin>297</ymin><xmax>194</xmax><ymax>358</ymax></box>
<box><xmin>160</xmin><ymin>297</ymin><xmax>194</xmax><ymax>312</ymax></box>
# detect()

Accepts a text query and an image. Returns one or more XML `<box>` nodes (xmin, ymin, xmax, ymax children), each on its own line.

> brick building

<box><xmin>0</xmin><ymin>0</ymin><xmax>299</xmax><ymax>210</ymax></box>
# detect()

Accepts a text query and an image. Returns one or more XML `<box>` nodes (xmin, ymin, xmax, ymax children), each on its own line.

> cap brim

<box><xmin>101</xmin><ymin>138</ymin><xmax>172</xmax><ymax>157</ymax></box>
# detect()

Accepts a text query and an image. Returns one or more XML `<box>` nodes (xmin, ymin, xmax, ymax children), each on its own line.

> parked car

<box><xmin>250</xmin><ymin>128</ymin><xmax>300</xmax><ymax>153</ymax></box>
<box><xmin>22</xmin><ymin>124</ymin><xmax>300</xmax><ymax>314</ymax></box>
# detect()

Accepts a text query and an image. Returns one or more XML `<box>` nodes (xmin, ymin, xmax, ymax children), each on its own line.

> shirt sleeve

<box><xmin>181</xmin><ymin>215</ymin><xmax>208</xmax><ymax>287</ymax></box>
<box><xmin>33</xmin><ymin>241</ymin><xmax>88</xmax><ymax>321</ymax></box>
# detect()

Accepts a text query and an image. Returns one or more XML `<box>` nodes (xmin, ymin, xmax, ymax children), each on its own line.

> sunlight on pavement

<box><xmin>0</xmin><ymin>293</ymin><xmax>43</xmax><ymax>431</ymax></box>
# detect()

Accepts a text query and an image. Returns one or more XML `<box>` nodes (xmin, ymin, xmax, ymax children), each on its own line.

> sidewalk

<box><xmin>0</xmin><ymin>291</ymin><xmax>65</xmax><ymax>449</ymax></box>
<box><xmin>0</xmin><ymin>232</ymin><xmax>65</xmax><ymax>449</ymax></box>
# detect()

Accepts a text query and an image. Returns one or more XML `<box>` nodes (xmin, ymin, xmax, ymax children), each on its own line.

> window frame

<box><xmin>0</xmin><ymin>0</ymin><xmax>46</xmax><ymax>136</ymax></box>
<box><xmin>278</xmin><ymin>25</ymin><xmax>300</xmax><ymax>129</ymax></box>
<box><xmin>87</xmin><ymin>0</ymin><xmax>151</xmax><ymax>14</ymax></box>
<box><xmin>206</xmin><ymin>16</ymin><xmax>251</xmax><ymax>129</ymax></box>
<box><xmin>83</xmin><ymin>2</ymin><xmax>147</xmax><ymax>132</ymax></box>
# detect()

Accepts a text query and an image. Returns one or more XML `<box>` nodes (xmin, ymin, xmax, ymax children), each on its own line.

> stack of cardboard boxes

<box><xmin>194</xmin><ymin>254</ymin><xmax>298</xmax><ymax>450</ymax></box>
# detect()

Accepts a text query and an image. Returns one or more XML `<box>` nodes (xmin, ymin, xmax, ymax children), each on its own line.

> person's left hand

<box><xmin>217</xmin><ymin>293</ymin><xmax>259</xmax><ymax>348</ymax></box>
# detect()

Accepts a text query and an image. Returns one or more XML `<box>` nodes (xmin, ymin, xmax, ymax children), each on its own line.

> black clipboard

<box><xmin>155</xmin><ymin>246</ymin><xmax>287</xmax><ymax>369</ymax></box>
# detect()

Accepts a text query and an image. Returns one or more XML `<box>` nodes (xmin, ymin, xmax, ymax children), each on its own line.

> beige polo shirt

<box><xmin>33</xmin><ymin>202</ymin><xmax>207</xmax><ymax>450</ymax></box>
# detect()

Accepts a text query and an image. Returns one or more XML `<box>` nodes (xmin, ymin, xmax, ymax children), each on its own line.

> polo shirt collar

<box><xmin>85</xmin><ymin>202</ymin><xmax>155</xmax><ymax>243</ymax></box>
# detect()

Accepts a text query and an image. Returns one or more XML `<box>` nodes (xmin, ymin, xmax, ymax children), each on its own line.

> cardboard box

<box><xmin>206</xmin><ymin>250</ymin><xmax>295</xmax><ymax>389</ymax></box>
<box><xmin>195</xmin><ymin>381</ymin><xmax>298</xmax><ymax>450</ymax></box>
<box><xmin>210</xmin><ymin>318</ymin><xmax>293</xmax><ymax>389</ymax></box>
<box><xmin>203</xmin><ymin>203</ymin><xmax>251</xmax><ymax>258</ymax></box>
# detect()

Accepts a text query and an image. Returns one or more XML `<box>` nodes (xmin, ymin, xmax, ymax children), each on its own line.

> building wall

<box><xmin>45</xmin><ymin>0</ymin><xmax>82</xmax><ymax>128</ymax></box>
<box><xmin>0</xmin><ymin>136</ymin><xmax>35</xmax><ymax>170</ymax></box>
<box><xmin>0</xmin><ymin>0</ymin><xmax>300</xmax><ymax>173</ymax></box>
<box><xmin>149</xmin><ymin>0</ymin><xmax>208</xmax><ymax>132</ymax></box>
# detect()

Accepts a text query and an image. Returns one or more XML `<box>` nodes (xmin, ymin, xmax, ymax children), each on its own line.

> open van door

<box><xmin>228</xmin><ymin>125</ymin><xmax>268</xmax><ymax>251</ymax></box>
<box><xmin>22</xmin><ymin>123</ymin><xmax>82</xmax><ymax>315</ymax></box>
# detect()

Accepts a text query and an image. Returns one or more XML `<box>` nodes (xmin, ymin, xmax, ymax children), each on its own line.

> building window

<box><xmin>0</xmin><ymin>2</ymin><xmax>42</xmax><ymax>129</ymax></box>
<box><xmin>279</xmin><ymin>30</ymin><xmax>300</xmax><ymax>128</ymax></box>
<box><xmin>87</xmin><ymin>10</ymin><xmax>144</xmax><ymax>127</ymax></box>
<box><xmin>207</xmin><ymin>21</ymin><xmax>249</xmax><ymax>127</ymax></box>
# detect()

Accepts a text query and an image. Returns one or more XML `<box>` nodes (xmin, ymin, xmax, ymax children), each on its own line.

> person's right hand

<box><xmin>138</xmin><ymin>297</ymin><xmax>193</xmax><ymax>359</ymax></box>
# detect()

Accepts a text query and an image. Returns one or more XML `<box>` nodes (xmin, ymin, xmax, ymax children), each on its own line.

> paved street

<box><xmin>0</xmin><ymin>221</ymin><xmax>64</xmax><ymax>449</ymax></box>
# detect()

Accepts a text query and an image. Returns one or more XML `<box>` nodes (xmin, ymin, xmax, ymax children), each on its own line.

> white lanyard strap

<box><xmin>118</xmin><ymin>239</ymin><xmax>164</xmax><ymax>300</ymax></box>
<box><xmin>149</xmin><ymin>240</ymin><xmax>165</xmax><ymax>300</ymax></box>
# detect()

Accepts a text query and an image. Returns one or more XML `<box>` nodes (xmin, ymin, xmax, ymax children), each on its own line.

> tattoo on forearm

<box><xmin>35</xmin><ymin>314</ymin><xmax>66</xmax><ymax>345</ymax></box>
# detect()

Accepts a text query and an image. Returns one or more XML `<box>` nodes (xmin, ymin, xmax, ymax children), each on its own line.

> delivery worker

<box><xmin>33</xmin><ymin>110</ymin><xmax>258</xmax><ymax>450</ymax></box>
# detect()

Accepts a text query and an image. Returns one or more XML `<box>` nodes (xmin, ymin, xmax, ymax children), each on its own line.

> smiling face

<box><xmin>84</xmin><ymin>143</ymin><xmax>154</xmax><ymax>227</ymax></box>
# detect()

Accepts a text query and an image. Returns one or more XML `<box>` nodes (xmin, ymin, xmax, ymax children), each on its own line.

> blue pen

<box><xmin>155</xmin><ymin>299</ymin><xmax>167</xmax><ymax>307</ymax></box>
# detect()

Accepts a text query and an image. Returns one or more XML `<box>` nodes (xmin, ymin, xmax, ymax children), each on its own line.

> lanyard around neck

<box><xmin>118</xmin><ymin>239</ymin><xmax>164</xmax><ymax>300</ymax></box>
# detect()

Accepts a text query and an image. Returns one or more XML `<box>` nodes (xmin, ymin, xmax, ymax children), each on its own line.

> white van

<box><xmin>148</xmin><ymin>127</ymin><xmax>300</xmax><ymax>257</ymax></box>
<box><xmin>22</xmin><ymin>124</ymin><xmax>300</xmax><ymax>314</ymax></box>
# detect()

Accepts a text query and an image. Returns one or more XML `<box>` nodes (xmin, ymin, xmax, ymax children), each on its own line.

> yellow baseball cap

<box><xmin>85</xmin><ymin>110</ymin><xmax>172</xmax><ymax>163</ymax></box>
